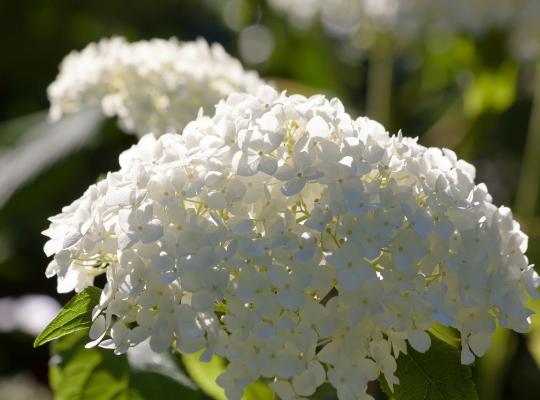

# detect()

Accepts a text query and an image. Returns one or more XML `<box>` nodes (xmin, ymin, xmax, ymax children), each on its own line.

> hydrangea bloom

<box><xmin>267</xmin><ymin>0</ymin><xmax>428</xmax><ymax>41</ymax></box>
<box><xmin>439</xmin><ymin>0</ymin><xmax>522</xmax><ymax>35</ymax></box>
<box><xmin>268</xmin><ymin>0</ymin><xmax>540</xmax><ymax>61</ymax></box>
<box><xmin>43</xmin><ymin>86</ymin><xmax>539</xmax><ymax>400</ymax></box>
<box><xmin>510</xmin><ymin>2</ymin><xmax>540</xmax><ymax>61</ymax></box>
<box><xmin>438</xmin><ymin>0</ymin><xmax>540</xmax><ymax>60</ymax></box>
<box><xmin>48</xmin><ymin>37</ymin><xmax>264</xmax><ymax>137</ymax></box>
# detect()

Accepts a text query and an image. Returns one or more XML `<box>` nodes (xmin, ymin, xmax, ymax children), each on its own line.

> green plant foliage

<box><xmin>381</xmin><ymin>333</ymin><xmax>478</xmax><ymax>400</ymax></box>
<box><xmin>182</xmin><ymin>352</ymin><xmax>273</xmax><ymax>400</ymax></box>
<box><xmin>0</xmin><ymin>110</ymin><xmax>47</xmax><ymax>147</ymax></box>
<box><xmin>428</xmin><ymin>323</ymin><xmax>461</xmax><ymax>348</ymax></box>
<box><xmin>182</xmin><ymin>352</ymin><xmax>227</xmax><ymax>400</ymax></box>
<box><xmin>50</xmin><ymin>330</ymin><xmax>201</xmax><ymax>400</ymax></box>
<box><xmin>244</xmin><ymin>381</ymin><xmax>274</xmax><ymax>400</ymax></box>
<box><xmin>464</xmin><ymin>63</ymin><xmax>517</xmax><ymax>117</ymax></box>
<box><xmin>34</xmin><ymin>286</ymin><xmax>101</xmax><ymax>347</ymax></box>
<box><xmin>527</xmin><ymin>298</ymin><xmax>540</xmax><ymax>367</ymax></box>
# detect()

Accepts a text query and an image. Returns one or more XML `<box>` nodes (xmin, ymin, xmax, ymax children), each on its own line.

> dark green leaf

<box><xmin>50</xmin><ymin>330</ymin><xmax>201</xmax><ymax>400</ymax></box>
<box><xmin>381</xmin><ymin>333</ymin><xmax>478</xmax><ymax>400</ymax></box>
<box><xmin>34</xmin><ymin>286</ymin><xmax>101</xmax><ymax>347</ymax></box>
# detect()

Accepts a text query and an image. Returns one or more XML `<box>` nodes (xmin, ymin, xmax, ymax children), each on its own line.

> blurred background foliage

<box><xmin>1</xmin><ymin>0</ymin><xmax>540</xmax><ymax>399</ymax></box>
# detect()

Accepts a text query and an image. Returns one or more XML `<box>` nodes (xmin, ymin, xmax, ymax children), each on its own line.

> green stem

<box><xmin>427</xmin><ymin>324</ymin><xmax>460</xmax><ymax>348</ymax></box>
<box><xmin>366</xmin><ymin>34</ymin><xmax>393</xmax><ymax>127</ymax></box>
<box><xmin>516</xmin><ymin>61</ymin><xmax>540</xmax><ymax>217</ymax></box>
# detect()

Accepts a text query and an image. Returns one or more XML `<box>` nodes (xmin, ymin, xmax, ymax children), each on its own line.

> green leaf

<box><xmin>34</xmin><ymin>286</ymin><xmax>101</xmax><ymax>347</ymax></box>
<box><xmin>182</xmin><ymin>352</ymin><xmax>273</xmax><ymax>400</ymax></box>
<box><xmin>527</xmin><ymin>298</ymin><xmax>540</xmax><ymax>367</ymax></box>
<box><xmin>380</xmin><ymin>333</ymin><xmax>478</xmax><ymax>400</ymax></box>
<box><xmin>50</xmin><ymin>329</ymin><xmax>201</xmax><ymax>400</ymax></box>
<box><xmin>182</xmin><ymin>352</ymin><xmax>227</xmax><ymax>400</ymax></box>
<box><xmin>0</xmin><ymin>108</ymin><xmax>104</xmax><ymax>208</ymax></box>
<box><xmin>244</xmin><ymin>381</ymin><xmax>274</xmax><ymax>400</ymax></box>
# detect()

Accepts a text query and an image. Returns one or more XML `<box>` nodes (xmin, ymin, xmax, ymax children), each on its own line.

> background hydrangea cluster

<box><xmin>267</xmin><ymin>0</ymin><xmax>427</xmax><ymax>41</ymax></box>
<box><xmin>43</xmin><ymin>85</ymin><xmax>539</xmax><ymax>400</ymax></box>
<box><xmin>47</xmin><ymin>37</ymin><xmax>265</xmax><ymax>137</ymax></box>
<box><xmin>266</xmin><ymin>0</ymin><xmax>540</xmax><ymax>60</ymax></box>
<box><xmin>439</xmin><ymin>0</ymin><xmax>540</xmax><ymax>61</ymax></box>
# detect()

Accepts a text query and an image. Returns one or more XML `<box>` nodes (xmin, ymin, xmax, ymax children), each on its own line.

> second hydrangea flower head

<box><xmin>47</xmin><ymin>36</ymin><xmax>265</xmax><ymax>137</ymax></box>
<box><xmin>43</xmin><ymin>85</ymin><xmax>538</xmax><ymax>400</ymax></box>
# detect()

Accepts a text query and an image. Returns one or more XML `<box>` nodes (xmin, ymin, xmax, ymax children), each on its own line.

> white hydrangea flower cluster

<box><xmin>267</xmin><ymin>0</ymin><xmax>428</xmax><ymax>41</ymax></box>
<box><xmin>268</xmin><ymin>0</ymin><xmax>540</xmax><ymax>61</ymax></box>
<box><xmin>266</xmin><ymin>0</ymin><xmax>321</xmax><ymax>30</ymax></box>
<box><xmin>511</xmin><ymin>2</ymin><xmax>540</xmax><ymax>61</ymax></box>
<box><xmin>48</xmin><ymin>37</ymin><xmax>264</xmax><ymax>137</ymax></box>
<box><xmin>438</xmin><ymin>0</ymin><xmax>540</xmax><ymax>61</ymax></box>
<box><xmin>43</xmin><ymin>86</ymin><xmax>539</xmax><ymax>400</ymax></box>
<box><xmin>439</xmin><ymin>0</ymin><xmax>523</xmax><ymax>35</ymax></box>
